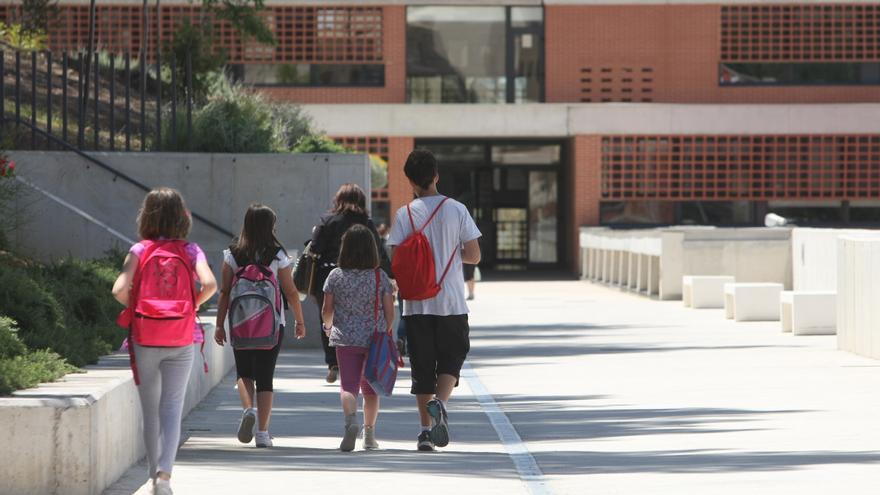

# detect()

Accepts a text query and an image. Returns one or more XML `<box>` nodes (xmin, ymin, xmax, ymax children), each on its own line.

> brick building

<box><xmin>9</xmin><ymin>0</ymin><xmax>880</xmax><ymax>272</ymax></box>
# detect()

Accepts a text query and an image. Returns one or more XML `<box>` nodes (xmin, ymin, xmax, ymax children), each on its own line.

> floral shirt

<box><xmin>323</xmin><ymin>268</ymin><xmax>392</xmax><ymax>348</ymax></box>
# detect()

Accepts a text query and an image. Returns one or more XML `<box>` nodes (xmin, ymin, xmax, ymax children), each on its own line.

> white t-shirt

<box><xmin>223</xmin><ymin>248</ymin><xmax>292</xmax><ymax>326</ymax></box>
<box><xmin>388</xmin><ymin>195</ymin><xmax>481</xmax><ymax>316</ymax></box>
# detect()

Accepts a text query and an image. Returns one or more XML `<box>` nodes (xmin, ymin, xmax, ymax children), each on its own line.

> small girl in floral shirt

<box><xmin>321</xmin><ymin>224</ymin><xmax>395</xmax><ymax>452</ymax></box>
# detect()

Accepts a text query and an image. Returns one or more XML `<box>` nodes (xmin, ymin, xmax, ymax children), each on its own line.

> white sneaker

<box><xmin>153</xmin><ymin>478</ymin><xmax>173</xmax><ymax>495</ymax></box>
<box><xmin>255</xmin><ymin>430</ymin><xmax>273</xmax><ymax>448</ymax></box>
<box><xmin>237</xmin><ymin>408</ymin><xmax>257</xmax><ymax>444</ymax></box>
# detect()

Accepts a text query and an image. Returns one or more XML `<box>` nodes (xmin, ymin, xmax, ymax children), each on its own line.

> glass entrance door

<box><xmin>427</xmin><ymin>141</ymin><xmax>563</xmax><ymax>270</ymax></box>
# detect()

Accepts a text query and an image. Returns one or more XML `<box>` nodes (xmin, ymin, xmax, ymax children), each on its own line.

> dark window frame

<box><xmin>719</xmin><ymin>62</ymin><xmax>880</xmax><ymax>87</ymax></box>
<box><xmin>231</xmin><ymin>63</ymin><xmax>386</xmax><ymax>88</ymax></box>
<box><xmin>405</xmin><ymin>6</ymin><xmax>545</xmax><ymax>104</ymax></box>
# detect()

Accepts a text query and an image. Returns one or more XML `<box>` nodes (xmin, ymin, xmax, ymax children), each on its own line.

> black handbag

<box><xmin>293</xmin><ymin>241</ymin><xmax>320</xmax><ymax>300</ymax></box>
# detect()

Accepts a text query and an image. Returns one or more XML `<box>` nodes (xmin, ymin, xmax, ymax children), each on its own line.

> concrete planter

<box><xmin>0</xmin><ymin>322</ymin><xmax>234</xmax><ymax>495</ymax></box>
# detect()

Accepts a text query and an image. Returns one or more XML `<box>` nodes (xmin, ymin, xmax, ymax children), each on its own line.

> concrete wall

<box><xmin>661</xmin><ymin>228</ymin><xmax>793</xmax><ymax>300</ymax></box>
<box><xmin>792</xmin><ymin>228</ymin><xmax>880</xmax><ymax>292</ymax></box>
<box><xmin>0</xmin><ymin>321</ymin><xmax>234</xmax><ymax>495</ymax></box>
<box><xmin>579</xmin><ymin>226</ymin><xmax>792</xmax><ymax>300</ymax></box>
<box><xmin>8</xmin><ymin>151</ymin><xmax>370</xmax><ymax>348</ymax></box>
<box><xmin>837</xmin><ymin>237</ymin><xmax>880</xmax><ymax>360</ymax></box>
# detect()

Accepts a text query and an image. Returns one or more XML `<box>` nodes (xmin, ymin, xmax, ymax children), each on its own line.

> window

<box><xmin>406</xmin><ymin>6</ymin><xmax>543</xmax><ymax>103</ymax></box>
<box><xmin>234</xmin><ymin>64</ymin><xmax>384</xmax><ymax>87</ymax></box>
<box><xmin>720</xmin><ymin>63</ymin><xmax>880</xmax><ymax>86</ymax></box>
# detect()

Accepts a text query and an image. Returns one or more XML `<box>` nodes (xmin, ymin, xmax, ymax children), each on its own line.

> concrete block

<box><xmin>684</xmin><ymin>275</ymin><xmax>735</xmax><ymax>309</ymax></box>
<box><xmin>780</xmin><ymin>291</ymin><xmax>837</xmax><ymax>335</ymax></box>
<box><xmin>724</xmin><ymin>283</ymin><xmax>784</xmax><ymax>322</ymax></box>
<box><xmin>0</xmin><ymin>320</ymin><xmax>236</xmax><ymax>495</ymax></box>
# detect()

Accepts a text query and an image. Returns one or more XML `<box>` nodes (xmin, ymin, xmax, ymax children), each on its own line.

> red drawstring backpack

<box><xmin>392</xmin><ymin>197</ymin><xmax>456</xmax><ymax>300</ymax></box>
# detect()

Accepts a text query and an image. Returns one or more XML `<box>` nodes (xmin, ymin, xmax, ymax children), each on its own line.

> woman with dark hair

<box><xmin>311</xmin><ymin>183</ymin><xmax>391</xmax><ymax>382</ymax></box>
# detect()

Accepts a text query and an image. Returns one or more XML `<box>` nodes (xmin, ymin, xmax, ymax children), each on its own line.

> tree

<box><xmin>19</xmin><ymin>0</ymin><xmax>57</xmax><ymax>35</ymax></box>
<box><xmin>200</xmin><ymin>0</ymin><xmax>275</xmax><ymax>45</ymax></box>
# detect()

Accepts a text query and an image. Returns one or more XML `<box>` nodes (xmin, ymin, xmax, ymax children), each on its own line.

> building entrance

<box><xmin>418</xmin><ymin>140</ymin><xmax>565</xmax><ymax>270</ymax></box>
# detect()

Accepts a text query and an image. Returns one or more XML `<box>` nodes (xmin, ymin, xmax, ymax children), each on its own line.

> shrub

<box><xmin>0</xmin><ymin>22</ymin><xmax>47</xmax><ymax>51</ymax></box>
<box><xmin>370</xmin><ymin>154</ymin><xmax>389</xmax><ymax>190</ymax></box>
<box><xmin>292</xmin><ymin>135</ymin><xmax>352</xmax><ymax>154</ymax></box>
<box><xmin>38</xmin><ymin>257</ymin><xmax>125</xmax><ymax>365</ymax></box>
<box><xmin>0</xmin><ymin>316</ymin><xmax>27</xmax><ymax>359</ymax></box>
<box><xmin>0</xmin><ymin>262</ymin><xmax>66</xmax><ymax>355</ymax></box>
<box><xmin>0</xmin><ymin>317</ymin><xmax>75</xmax><ymax>396</ymax></box>
<box><xmin>190</xmin><ymin>85</ymin><xmax>282</xmax><ymax>153</ymax></box>
<box><xmin>272</xmin><ymin>104</ymin><xmax>313</xmax><ymax>150</ymax></box>
<box><xmin>0</xmin><ymin>254</ymin><xmax>124</xmax><ymax>367</ymax></box>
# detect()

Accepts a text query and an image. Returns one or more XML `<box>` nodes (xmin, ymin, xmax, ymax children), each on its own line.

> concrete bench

<box><xmin>780</xmin><ymin>291</ymin><xmax>837</xmax><ymax>335</ymax></box>
<box><xmin>724</xmin><ymin>283</ymin><xmax>784</xmax><ymax>321</ymax></box>
<box><xmin>683</xmin><ymin>275</ymin><xmax>735</xmax><ymax>309</ymax></box>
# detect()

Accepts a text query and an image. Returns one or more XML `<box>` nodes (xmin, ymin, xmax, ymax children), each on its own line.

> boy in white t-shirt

<box><xmin>388</xmin><ymin>149</ymin><xmax>482</xmax><ymax>452</ymax></box>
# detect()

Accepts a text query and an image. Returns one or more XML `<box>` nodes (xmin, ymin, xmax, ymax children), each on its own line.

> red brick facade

<box><xmin>10</xmin><ymin>2</ymin><xmax>880</xmax><ymax>270</ymax></box>
<box><xmin>545</xmin><ymin>5</ymin><xmax>880</xmax><ymax>104</ymax></box>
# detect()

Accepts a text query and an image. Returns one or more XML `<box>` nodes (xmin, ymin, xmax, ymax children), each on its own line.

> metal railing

<box><xmin>0</xmin><ymin>48</ymin><xmax>194</xmax><ymax>152</ymax></box>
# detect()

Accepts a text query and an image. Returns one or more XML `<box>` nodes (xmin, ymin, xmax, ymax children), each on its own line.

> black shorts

<box><xmin>463</xmin><ymin>264</ymin><xmax>476</xmax><ymax>282</ymax></box>
<box><xmin>233</xmin><ymin>326</ymin><xmax>284</xmax><ymax>393</ymax></box>
<box><xmin>404</xmin><ymin>314</ymin><xmax>470</xmax><ymax>395</ymax></box>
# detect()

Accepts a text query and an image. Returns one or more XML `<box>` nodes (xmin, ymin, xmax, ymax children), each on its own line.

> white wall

<box><xmin>837</xmin><ymin>237</ymin><xmax>880</xmax><ymax>360</ymax></box>
<box><xmin>791</xmin><ymin>228</ymin><xmax>880</xmax><ymax>292</ymax></box>
<box><xmin>302</xmin><ymin>103</ymin><xmax>880</xmax><ymax>138</ymax></box>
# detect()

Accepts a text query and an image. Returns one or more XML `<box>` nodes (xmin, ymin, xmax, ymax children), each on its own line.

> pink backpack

<box><xmin>128</xmin><ymin>240</ymin><xmax>198</xmax><ymax>347</ymax></box>
<box><xmin>228</xmin><ymin>264</ymin><xmax>282</xmax><ymax>350</ymax></box>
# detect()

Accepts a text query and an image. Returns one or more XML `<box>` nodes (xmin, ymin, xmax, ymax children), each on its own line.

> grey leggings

<box><xmin>132</xmin><ymin>343</ymin><xmax>194</xmax><ymax>477</ymax></box>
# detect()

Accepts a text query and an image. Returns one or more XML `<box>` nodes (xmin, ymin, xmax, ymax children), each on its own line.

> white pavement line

<box><xmin>461</xmin><ymin>362</ymin><xmax>553</xmax><ymax>495</ymax></box>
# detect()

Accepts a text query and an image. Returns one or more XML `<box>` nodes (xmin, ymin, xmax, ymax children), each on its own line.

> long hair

<box><xmin>330</xmin><ymin>183</ymin><xmax>367</xmax><ymax>216</ymax></box>
<box><xmin>137</xmin><ymin>187</ymin><xmax>192</xmax><ymax>240</ymax></box>
<box><xmin>230</xmin><ymin>204</ymin><xmax>287</xmax><ymax>265</ymax></box>
<box><xmin>338</xmin><ymin>224</ymin><xmax>379</xmax><ymax>270</ymax></box>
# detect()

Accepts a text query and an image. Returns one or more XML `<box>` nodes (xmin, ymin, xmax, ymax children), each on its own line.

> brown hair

<box><xmin>331</xmin><ymin>183</ymin><xmax>367</xmax><ymax>216</ymax></box>
<box><xmin>230</xmin><ymin>204</ymin><xmax>287</xmax><ymax>266</ymax></box>
<box><xmin>137</xmin><ymin>187</ymin><xmax>192</xmax><ymax>240</ymax></box>
<box><xmin>338</xmin><ymin>224</ymin><xmax>378</xmax><ymax>270</ymax></box>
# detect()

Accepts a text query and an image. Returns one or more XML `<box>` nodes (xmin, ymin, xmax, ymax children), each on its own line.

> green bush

<box><xmin>272</xmin><ymin>104</ymin><xmax>313</xmax><ymax>150</ymax></box>
<box><xmin>292</xmin><ymin>135</ymin><xmax>352</xmax><ymax>154</ymax></box>
<box><xmin>0</xmin><ymin>262</ymin><xmax>66</xmax><ymax>354</ymax></box>
<box><xmin>0</xmin><ymin>254</ymin><xmax>124</xmax><ymax>368</ymax></box>
<box><xmin>38</xmin><ymin>257</ymin><xmax>125</xmax><ymax>365</ymax></box>
<box><xmin>0</xmin><ymin>316</ymin><xmax>27</xmax><ymax>359</ymax></box>
<box><xmin>162</xmin><ymin>78</ymin><xmax>315</xmax><ymax>153</ymax></box>
<box><xmin>190</xmin><ymin>85</ymin><xmax>282</xmax><ymax>153</ymax></box>
<box><xmin>0</xmin><ymin>317</ymin><xmax>75</xmax><ymax>396</ymax></box>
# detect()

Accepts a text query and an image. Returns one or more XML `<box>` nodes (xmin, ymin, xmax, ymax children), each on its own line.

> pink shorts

<box><xmin>335</xmin><ymin>346</ymin><xmax>375</xmax><ymax>396</ymax></box>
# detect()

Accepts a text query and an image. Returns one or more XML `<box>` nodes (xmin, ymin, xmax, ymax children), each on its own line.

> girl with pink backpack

<box><xmin>214</xmin><ymin>204</ymin><xmax>307</xmax><ymax>448</ymax></box>
<box><xmin>112</xmin><ymin>188</ymin><xmax>217</xmax><ymax>495</ymax></box>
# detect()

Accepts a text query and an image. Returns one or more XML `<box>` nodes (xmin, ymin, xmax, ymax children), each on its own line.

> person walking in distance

<box><xmin>321</xmin><ymin>225</ymin><xmax>395</xmax><ymax>451</ymax></box>
<box><xmin>310</xmin><ymin>184</ymin><xmax>391</xmax><ymax>383</ymax></box>
<box><xmin>388</xmin><ymin>149</ymin><xmax>482</xmax><ymax>452</ymax></box>
<box><xmin>112</xmin><ymin>188</ymin><xmax>217</xmax><ymax>495</ymax></box>
<box><xmin>214</xmin><ymin>204</ymin><xmax>307</xmax><ymax>448</ymax></box>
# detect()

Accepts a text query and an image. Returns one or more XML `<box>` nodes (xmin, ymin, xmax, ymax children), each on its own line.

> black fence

<box><xmin>0</xmin><ymin>48</ymin><xmax>194</xmax><ymax>152</ymax></box>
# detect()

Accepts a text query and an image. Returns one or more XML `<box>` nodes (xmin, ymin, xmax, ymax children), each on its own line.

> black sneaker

<box><xmin>417</xmin><ymin>430</ymin><xmax>435</xmax><ymax>452</ymax></box>
<box><xmin>426</xmin><ymin>399</ymin><xmax>449</xmax><ymax>447</ymax></box>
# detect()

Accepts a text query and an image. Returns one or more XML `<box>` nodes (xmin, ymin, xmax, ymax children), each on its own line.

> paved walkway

<box><xmin>106</xmin><ymin>280</ymin><xmax>880</xmax><ymax>494</ymax></box>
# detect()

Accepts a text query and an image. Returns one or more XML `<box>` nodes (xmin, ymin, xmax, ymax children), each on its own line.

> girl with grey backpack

<box><xmin>214</xmin><ymin>204</ymin><xmax>307</xmax><ymax>447</ymax></box>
